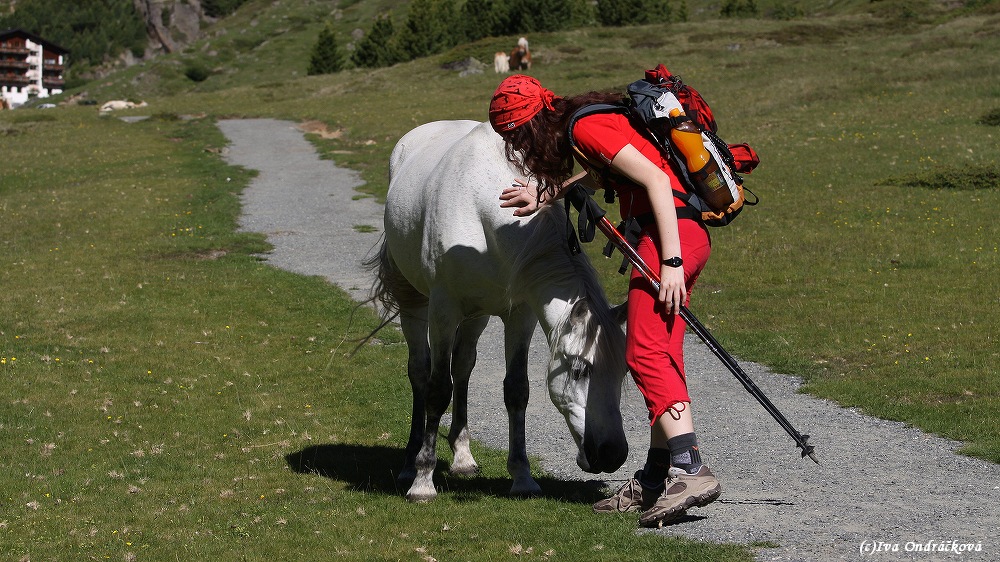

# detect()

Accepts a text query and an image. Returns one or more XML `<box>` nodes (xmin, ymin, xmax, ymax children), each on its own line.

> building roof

<box><xmin>0</xmin><ymin>28</ymin><xmax>69</xmax><ymax>54</ymax></box>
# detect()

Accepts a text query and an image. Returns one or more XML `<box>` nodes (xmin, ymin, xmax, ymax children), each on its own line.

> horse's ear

<box><xmin>611</xmin><ymin>302</ymin><xmax>628</xmax><ymax>326</ymax></box>
<box><xmin>569</xmin><ymin>298</ymin><xmax>590</xmax><ymax>324</ymax></box>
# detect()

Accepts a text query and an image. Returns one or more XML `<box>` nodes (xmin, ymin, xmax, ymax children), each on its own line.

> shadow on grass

<box><xmin>285</xmin><ymin>443</ymin><xmax>607</xmax><ymax>505</ymax></box>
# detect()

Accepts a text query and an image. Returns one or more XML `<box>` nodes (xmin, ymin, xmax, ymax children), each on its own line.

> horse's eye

<box><xmin>570</xmin><ymin>359</ymin><xmax>592</xmax><ymax>381</ymax></box>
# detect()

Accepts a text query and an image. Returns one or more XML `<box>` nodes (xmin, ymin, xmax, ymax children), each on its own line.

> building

<box><xmin>0</xmin><ymin>28</ymin><xmax>67</xmax><ymax>107</ymax></box>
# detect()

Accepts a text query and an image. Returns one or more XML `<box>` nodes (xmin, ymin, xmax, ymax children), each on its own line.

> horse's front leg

<box><xmin>405</xmin><ymin>298</ymin><xmax>459</xmax><ymax>503</ymax></box>
<box><xmin>448</xmin><ymin>316</ymin><xmax>489</xmax><ymax>477</ymax></box>
<box><xmin>503</xmin><ymin>308</ymin><xmax>542</xmax><ymax>496</ymax></box>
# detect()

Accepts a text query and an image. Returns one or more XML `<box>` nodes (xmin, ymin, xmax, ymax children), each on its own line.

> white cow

<box><xmin>494</xmin><ymin>51</ymin><xmax>510</xmax><ymax>73</ymax></box>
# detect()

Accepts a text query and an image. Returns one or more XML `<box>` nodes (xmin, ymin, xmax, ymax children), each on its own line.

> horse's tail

<box><xmin>352</xmin><ymin>236</ymin><xmax>426</xmax><ymax>355</ymax></box>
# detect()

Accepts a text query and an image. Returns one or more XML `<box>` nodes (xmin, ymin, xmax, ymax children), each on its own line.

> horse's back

<box><xmin>389</xmin><ymin>120</ymin><xmax>479</xmax><ymax>181</ymax></box>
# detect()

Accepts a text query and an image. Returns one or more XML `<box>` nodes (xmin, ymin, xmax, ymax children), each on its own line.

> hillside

<box><xmin>5</xmin><ymin>0</ymin><xmax>996</xmax><ymax>101</ymax></box>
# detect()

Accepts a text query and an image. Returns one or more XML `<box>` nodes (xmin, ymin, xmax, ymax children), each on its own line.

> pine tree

<box><xmin>462</xmin><ymin>0</ymin><xmax>509</xmax><ymax>40</ymax></box>
<box><xmin>307</xmin><ymin>23</ymin><xmax>345</xmax><ymax>75</ymax></box>
<box><xmin>568</xmin><ymin>0</ymin><xmax>597</xmax><ymax>27</ymax></box>
<box><xmin>646</xmin><ymin>0</ymin><xmax>672</xmax><ymax>24</ymax></box>
<box><xmin>519</xmin><ymin>0</ymin><xmax>572</xmax><ymax>32</ymax></box>
<box><xmin>396</xmin><ymin>0</ymin><xmax>460</xmax><ymax>60</ymax></box>
<box><xmin>721</xmin><ymin>0</ymin><xmax>758</xmax><ymax>18</ymax></box>
<box><xmin>676</xmin><ymin>0</ymin><xmax>689</xmax><ymax>22</ymax></box>
<box><xmin>598</xmin><ymin>0</ymin><xmax>662</xmax><ymax>26</ymax></box>
<box><xmin>351</xmin><ymin>14</ymin><xmax>404</xmax><ymax>69</ymax></box>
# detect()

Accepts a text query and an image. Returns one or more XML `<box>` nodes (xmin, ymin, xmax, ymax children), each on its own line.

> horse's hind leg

<box><xmin>405</xmin><ymin>295</ymin><xmax>460</xmax><ymax>502</ymax></box>
<box><xmin>447</xmin><ymin>316</ymin><xmax>489</xmax><ymax>477</ymax></box>
<box><xmin>397</xmin><ymin>307</ymin><xmax>430</xmax><ymax>488</ymax></box>
<box><xmin>504</xmin><ymin>308</ymin><xmax>542</xmax><ymax>497</ymax></box>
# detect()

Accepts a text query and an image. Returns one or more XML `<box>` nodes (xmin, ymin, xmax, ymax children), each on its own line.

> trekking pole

<box><xmin>565</xmin><ymin>185</ymin><xmax>819</xmax><ymax>463</ymax></box>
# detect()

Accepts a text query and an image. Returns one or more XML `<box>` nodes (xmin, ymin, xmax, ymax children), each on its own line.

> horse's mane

<box><xmin>508</xmin><ymin>205</ymin><xmax>624</xmax><ymax>358</ymax></box>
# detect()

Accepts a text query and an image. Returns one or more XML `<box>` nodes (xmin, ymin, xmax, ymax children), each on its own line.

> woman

<box><xmin>489</xmin><ymin>74</ymin><xmax>721</xmax><ymax>527</ymax></box>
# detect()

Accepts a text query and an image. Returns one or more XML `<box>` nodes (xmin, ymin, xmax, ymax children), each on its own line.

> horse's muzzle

<box><xmin>581</xmin><ymin>431</ymin><xmax>628</xmax><ymax>474</ymax></box>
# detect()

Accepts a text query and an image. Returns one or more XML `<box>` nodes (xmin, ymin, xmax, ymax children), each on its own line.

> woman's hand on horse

<box><xmin>499</xmin><ymin>178</ymin><xmax>542</xmax><ymax>216</ymax></box>
<box><xmin>658</xmin><ymin>265</ymin><xmax>686</xmax><ymax>315</ymax></box>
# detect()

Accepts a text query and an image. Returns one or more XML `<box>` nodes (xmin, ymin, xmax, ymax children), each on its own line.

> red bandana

<box><xmin>489</xmin><ymin>75</ymin><xmax>559</xmax><ymax>134</ymax></box>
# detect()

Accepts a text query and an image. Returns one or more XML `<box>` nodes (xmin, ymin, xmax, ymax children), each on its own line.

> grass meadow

<box><xmin>2</xmin><ymin>1</ymin><xmax>999</xmax><ymax>560</ymax></box>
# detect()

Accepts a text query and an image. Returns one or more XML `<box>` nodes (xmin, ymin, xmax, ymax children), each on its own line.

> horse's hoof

<box><xmin>405</xmin><ymin>480</ymin><xmax>437</xmax><ymax>502</ymax></box>
<box><xmin>449</xmin><ymin>463</ymin><xmax>480</xmax><ymax>478</ymax></box>
<box><xmin>510</xmin><ymin>479</ymin><xmax>542</xmax><ymax>498</ymax></box>
<box><xmin>405</xmin><ymin>490</ymin><xmax>437</xmax><ymax>503</ymax></box>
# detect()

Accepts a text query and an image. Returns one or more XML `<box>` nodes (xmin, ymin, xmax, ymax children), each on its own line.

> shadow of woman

<box><xmin>285</xmin><ymin>443</ymin><xmax>608</xmax><ymax>504</ymax></box>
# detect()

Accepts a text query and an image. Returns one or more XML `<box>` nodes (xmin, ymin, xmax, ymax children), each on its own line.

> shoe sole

<box><xmin>639</xmin><ymin>484</ymin><xmax>722</xmax><ymax>528</ymax></box>
<box><xmin>593</xmin><ymin>502</ymin><xmax>647</xmax><ymax>514</ymax></box>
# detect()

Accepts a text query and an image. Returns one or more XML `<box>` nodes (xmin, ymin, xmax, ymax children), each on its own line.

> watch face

<box><xmin>663</xmin><ymin>257</ymin><xmax>683</xmax><ymax>267</ymax></box>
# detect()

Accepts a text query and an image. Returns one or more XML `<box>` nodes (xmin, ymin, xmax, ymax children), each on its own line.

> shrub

<box><xmin>184</xmin><ymin>62</ymin><xmax>211</xmax><ymax>82</ymax></box>
<box><xmin>770</xmin><ymin>3</ymin><xmax>804</xmax><ymax>20</ymax></box>
<box><xmin>877</xmin><ymin>164</ymin><xmax>1000</xmax><ymax>190</ymax></box>
<box><xmin>977</xmin><ymin>108</ymin><xmax>1000</xmax><ymax>127</ymax></box>
<box><xmin>203</xmin><ymin>0</ymin><xmax>250</xmax><ymax>18</ymax></box>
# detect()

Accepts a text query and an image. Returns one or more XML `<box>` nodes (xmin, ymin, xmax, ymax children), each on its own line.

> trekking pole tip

<box><xmin>799</xmin><ymin>435</ymin><xmax>818</xmax><ymax>464</ymax></box>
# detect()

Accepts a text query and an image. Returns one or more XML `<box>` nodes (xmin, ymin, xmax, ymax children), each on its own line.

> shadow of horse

<box><xmin>285</xmin><ymin>443</ymin><xmax>608</xmax><ymax>504</ymax></box>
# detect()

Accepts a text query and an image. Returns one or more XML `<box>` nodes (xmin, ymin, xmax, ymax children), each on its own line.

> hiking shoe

<box><xmin>638</xmin><ymin>465</ymin><xmax>722</xmax><ymax>528</ymax></box>
<box><xmin>592</xmin><ymin>471</ymin><xmax>661</xmax><ymax>514</ymax></box>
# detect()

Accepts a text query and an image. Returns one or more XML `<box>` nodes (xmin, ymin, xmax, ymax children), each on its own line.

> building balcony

<box><xmin>0</xmin><ymin>74</ymin><xmax>32</xmax><ymax>85</ymax></box>
<box><xmin>0</xmin><ymin>46</ymin><xmax>30</xmax><ymax>55</ymax></box>
<box><xmin>42</xmin><ymin>78</ymin><xmax>64</xmax><ymax>88</ymax></box>
<box><xmin>43</xmin><ymin>63</ymin><xmax>64</xmax><ymax>72</ymax></box>
<box><xmin>0</xmin><ymin>59</ymin><xmax>30</xmax><ymax>69</ymax></box>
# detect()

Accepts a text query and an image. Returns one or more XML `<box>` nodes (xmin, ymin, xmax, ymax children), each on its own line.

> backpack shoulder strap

<box><xmin>566</xmin><ymin>103</ymin><xmax>632</xmax><ymax>205</ymax></box>
<box><xmin>567</xmin><ymin>103</ymin><xmax>631</xmax><ymax>166</ymax></box>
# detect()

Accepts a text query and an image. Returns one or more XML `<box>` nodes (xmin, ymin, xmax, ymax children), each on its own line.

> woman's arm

<box><xmin>608</xmin><ymin>144</ymin><xmax>686</xmax><ymax>313</ymax></box>
<box><xmin>499</xmin><ymin>171</ymin><xmax>593</xmax><ymax>217</ymax></box>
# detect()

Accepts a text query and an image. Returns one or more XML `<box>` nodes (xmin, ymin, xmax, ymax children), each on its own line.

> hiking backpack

<box><xmin>568</xmin><ymin>64</ymin><xmax>760</xmax><ymax>228</ymax></box>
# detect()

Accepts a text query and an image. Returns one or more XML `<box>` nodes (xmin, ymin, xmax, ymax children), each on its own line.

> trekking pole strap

<box><xmin>565</xmin><ymin>183</ymin><xmax>607</xmax><ymax>245</ymax></box>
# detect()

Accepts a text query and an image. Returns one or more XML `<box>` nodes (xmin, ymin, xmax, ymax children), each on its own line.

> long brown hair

<box><xmin>502</xmin><ymin>90</ymin><xmax>625</xmax><ymax>200</ymax></box>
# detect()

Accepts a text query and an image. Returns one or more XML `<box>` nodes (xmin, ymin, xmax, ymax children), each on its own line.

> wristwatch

<box><xmin>661</xmin><ymin>256</ymin><xmax>684</xmax><ymax>268</ymax></box>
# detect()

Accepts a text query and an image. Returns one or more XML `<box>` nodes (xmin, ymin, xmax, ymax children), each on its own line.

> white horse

<box><xmin>369</xmin><ymin>120</ymin><xmax>629</xmax><ymax>502</ymax></box>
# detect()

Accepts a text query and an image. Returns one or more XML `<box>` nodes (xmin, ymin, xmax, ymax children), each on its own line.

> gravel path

<box><xmin>218</xmin><ymin>119</ymin><xmax>999</xmax><ymax>562</ymax></box>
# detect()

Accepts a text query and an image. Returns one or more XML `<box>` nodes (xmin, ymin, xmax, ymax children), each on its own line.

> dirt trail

<box><xmin>219</xmin><ymin>119</ymin><xmax>999</xmax><ymax>562</ymax></box>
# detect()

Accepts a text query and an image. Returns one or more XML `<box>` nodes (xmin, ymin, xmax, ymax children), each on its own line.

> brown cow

<box><xmin>509</xmin><ymin>37</ymin><xmax>531</xmax><ymax>71</ymax></box>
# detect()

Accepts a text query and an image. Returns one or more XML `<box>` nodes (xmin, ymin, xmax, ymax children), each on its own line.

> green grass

<box><xmin>3</xmin><ymin>0</ymin><xmax>1000</xmax><ymax>558</ymax></box>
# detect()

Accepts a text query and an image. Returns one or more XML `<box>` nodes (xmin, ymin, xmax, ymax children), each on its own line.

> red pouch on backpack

<box><xmin>728</xmin><ymin>143</ymin><xmax>760</xmax><ymax>174</ymax></box>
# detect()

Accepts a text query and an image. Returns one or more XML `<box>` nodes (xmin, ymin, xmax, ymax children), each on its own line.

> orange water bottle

<box><xmin>668</xmin><ymin>108</ymin><xmax>734</xmax><ymax>210</ymax></box>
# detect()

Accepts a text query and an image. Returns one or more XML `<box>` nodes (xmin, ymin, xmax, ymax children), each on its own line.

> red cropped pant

<box><xmin>626</xmin><ymin>217</ymin><xmax>711</xmax><ymax>425</ymax></box>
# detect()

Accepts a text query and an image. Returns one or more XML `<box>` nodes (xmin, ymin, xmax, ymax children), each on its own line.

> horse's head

<box><xmin>547</xmin><ymin>298</ymin><xmax>628</xmax><ymax>474</ymax></box>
